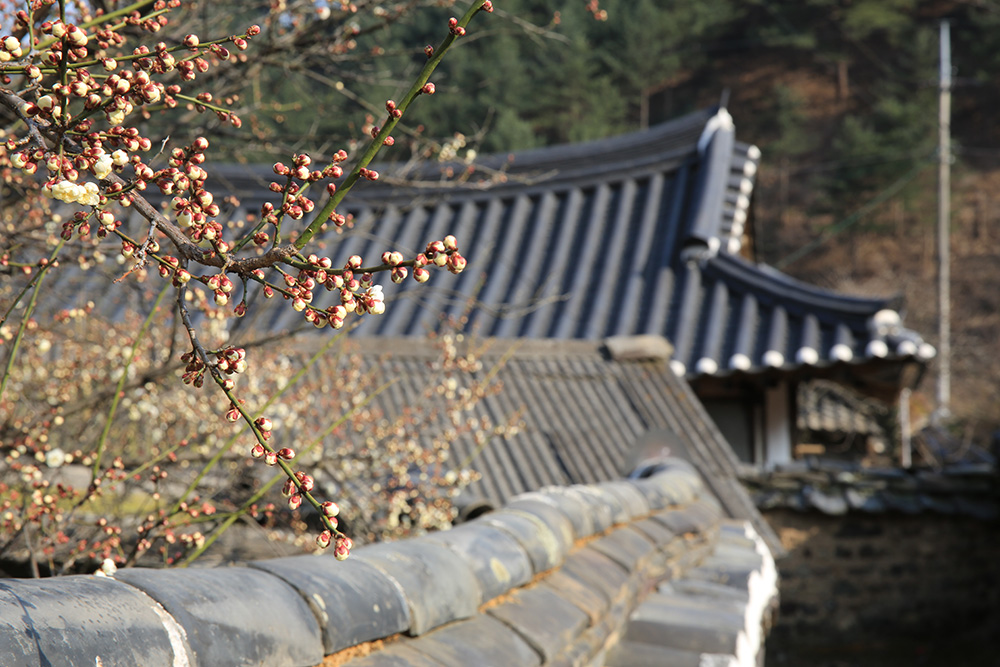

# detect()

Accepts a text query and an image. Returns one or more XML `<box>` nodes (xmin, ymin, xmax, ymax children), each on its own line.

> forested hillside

<box><xmin>204</xmin><ymin>0</ymin><xmax>1000</xmax><ymax>443</ymax></box>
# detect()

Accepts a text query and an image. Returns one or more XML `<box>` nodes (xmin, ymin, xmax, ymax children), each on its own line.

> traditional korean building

<box><xmin>214</xmin><ymin>106</ymin><xmax>933</xmax><ymax>467</ymax></box>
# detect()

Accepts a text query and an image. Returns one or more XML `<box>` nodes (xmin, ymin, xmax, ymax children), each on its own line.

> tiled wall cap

<box><xmin>589</xmin><ymin>526</ymin><xmax>658</xmax><ymax>574</ymax></box>
<box><xmin>560</xmin><ymin>548</ymin><xmax>630</xmax><ymax>603</ymax></box>
<box><xmin>422</xmin><ymin>521</ymin><xmax>534</xmax><ymax>602</ymax></box>
<box><xmin>339</xmin><ymin>643</ymin><xmax>442</xmax><ymax>667</ymax></box>
<box><xmin>630</xmin><ymin>475</ymin><xmax>677</xmax><ymax>509</ymax></box>
<box><xmin>113</xmin><ymin>566</ymin><xmax>323</xmax><ymax>667</ymax></box>
<box><xmin>629</xmin><ymin>516</ymin><xmax>678</xmax><ymax>547</ymax></box>
<box><xmin>624</xmin><ymin>596</ymin><xmax>748</xmax><ymax>657</ymax></box>
<box><xmin>249</xmin><ymin>554</ymin><xmax>410</xmax><ymax>654</ymax></box>
<box><xmin>0</xmin><ymin>576</ymin><xmax>191</xmax><ymax>667</ymax></box>
<box><xmin>388</xmin><ymin>614</ymin><xmax>543</xmax><ymax>667</ymax></box>
<box><xmin>689</xmin><ymin>498</ymin><xmax>726</xmax><ymax>526</ymax></box>
<box><xmin>503</xmin><ymin>497</ymin><xmax>576</xmax><ymax>550</ymax></box>
<box><xmin>537</xmin><ymin>570</ymin><xmax>610</xmax><ymax>624</ymax></box>
<box><xmin>351</xmin><ymin>540</ymin><xmax>482</xmax><ymax>636</ymax></box>
<box><xmin>525</xmin><ymin>488</ymin><xmax>597</xmax><ymax>538</ymax></box>
<box><xmin>557</xmin><ymin>485</ymin><xmax>616</xmax><ymax>532</ymax></box>
<box><xmin>575</xmin><ymin>485</ymin><xmax>630</xmax><ymax>524</ymax></box>
<box><xmin>604</xmin><ymin>641</ymin><xmax>720</xmax><ymax>667</ymax></box>
<box><xmin>481</xmin><ymin>508</ymin><xmax>568</xmax><ymax>574</ymax></box>
<box><xmin>639</xmin><ymin>470</ymin><xmax>703</xmax><ymax>507</ymax></box>
<box><xmin>651</xmin><ymin>506</ymin><xmax>718</xmax><ymax>536</ymax></box>
<box><xmin>485</xmin><ymin>586</ymin><xmax>590</xmax><ymax>662</ymax></box>
<box><xmin>595</xmin><ymin>480</ymin><xmax>652</xmax><ymax>519</ymax></box>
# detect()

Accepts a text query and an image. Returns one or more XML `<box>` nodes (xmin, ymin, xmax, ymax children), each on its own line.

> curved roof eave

<box><xmin>703</xmin><ymin>253</ymin><xmax>895</xmax><ymax>318</ymax></box>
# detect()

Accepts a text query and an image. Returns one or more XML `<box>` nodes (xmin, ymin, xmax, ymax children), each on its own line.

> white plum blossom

<box><xmin>46</xmin><ymin>180</ymin><xmax>101</xmax><ymax>206</ymax></box>
<box><xmin>111</xmin><ymin>150</ymin><xmax>129</xmax><ymax>166</ymax></box>
<box><xmin>366</xmin><ymin>284</ymin><xmax>385</xmax><ymax>315</ymax></box>
<box><xmin>44</xmin><ymin>448</ymin><xmax>66</xmax><ymax>468</ymax></box>
<box><xmin>93</xmin><ymin>154</ymin><xmax>113</xmax><ymax>179</ymax></box>
<box><xmin>94</xmin><ymin>558</ymin><xmax>117</xmax><ymax>577</ymax></box>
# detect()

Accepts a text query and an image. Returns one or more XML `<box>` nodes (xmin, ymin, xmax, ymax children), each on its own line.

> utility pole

<box><xmin>935</xmin><ymin>20</ymin><xmax>952</xmax><ymax>424</ymax></box>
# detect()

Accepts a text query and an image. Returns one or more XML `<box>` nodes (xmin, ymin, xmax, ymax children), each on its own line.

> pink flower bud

<box><xmin>288</xmin><ymin>494</ymin><xmax>302</xmax><ymax>510</ymax></box>
<box><xmin>250</xmin><ymin>444</ymin><xmax>265</xmax><ymax>459</ymax></box>
<box><xmin>321</xmin><ymin>501</ymin><xmax>340</xmax><ymax>518</ymax></box>
<box><xmin>316</xmin><ymin>530</ymin><xmax>332</xmax><ymax>549</ymax></box>
<box><xmin>448</xmin><ymin>253</ymin><xmax>467</xmax><ymax>274</ymax></box>
<box><xmin>295</xmin><ymin>471</ymin><xmax>315</xmax><ymax>492</ymax></box>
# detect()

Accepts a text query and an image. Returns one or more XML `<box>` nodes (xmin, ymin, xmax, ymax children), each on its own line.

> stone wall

<box><xmin>763</xmin><ymin>508</ymin><xmax>1000</xmax><ymax>663</ymax></box>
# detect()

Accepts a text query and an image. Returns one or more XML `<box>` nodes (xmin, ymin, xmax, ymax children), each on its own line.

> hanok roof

<box><xmin>205</xmin><ymin>107</ymin><xmax>933</xmax><ymax>390</ymax></box>
<box><xmin>333</xmin><ymin>336</ymin><xmax>780</xmax><ymax>552</ymax></box>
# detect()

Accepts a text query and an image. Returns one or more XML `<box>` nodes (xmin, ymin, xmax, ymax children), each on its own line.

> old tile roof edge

<box><xmin>743</xmin><ymin>459</ymin><xmax>1000</xmax><ymax>518</ymax></box>
<box><xmin>0</xmin><ymin>458</ymin><xmax>780</xmax><ymax>667</ymax></box>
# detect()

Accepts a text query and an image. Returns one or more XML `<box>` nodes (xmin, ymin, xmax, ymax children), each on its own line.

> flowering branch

<box><xmin>0</xmin><ymin>0</ymin><xmax>496</xmax><ymax>568</ymax></box>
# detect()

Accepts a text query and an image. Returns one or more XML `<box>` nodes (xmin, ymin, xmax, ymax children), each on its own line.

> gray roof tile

<box><xmin>509</xmin><ymin>490</ymin><xmax>596</xmax><ymax>540</ymax></box>
<box><xmin>537</xmin><ymin>572</ymin><xmax>610</xmax><ymax>625</ymax></box>
<box><xmin>113</xmin><ymin>566</ymin><xmax>322</xmax><ymax>667</ymax></box>
<box><xmin>630</xmin><ymin>516</ymin><xmax>678</xmax><ymax>547</ymax></box>
<box><xmin>623</xmin><ymin>597</ymin><xmax>746</xmax><ymax>656</ymax></box>
<box><xmin>0</xmin><ymin>576</ymin><xmax>192</xmax><ymax>667</ymax></box>
<box><xmin>341</xmin><ymin>644</ymin><xmax>444</xmax><ymax>667</ymax></box>
<box><xmin>485</xmin><ymin>587</ymin><xmax>590</xmax><ymax>663</ymax></box>
<box><xmin>249</xmin><ymin>555</ymin><xmax>411</xmax><ymax>654</ymax></box>
<box><xmin>481</xmin><ymin>508</ymin><xmax>569</xmax><ymax>575</ymax></box>
<box><xmin>503</xmin><ymin>497</ymin><xmax>577</xmax><ymax>551</ymax></box>
<box><xmin>422</xmin><ymin>522</ymin><xmax>533</xmax><ymax>602</ymax></box>
<box><xmin>559</xmin><ymin>548</ymin><xmax>630</xmax><ymax>605</ymax></box>
<box><xmin>604</xmin><ymin>642</ymin><xmax>709</xmax><ymax>667</ymax></box>
<box><xmin>401</xmin><ymin>615</ymin><xmax>542</xmax><ymax>667</ymax></box>
<box><xmin>588</xmin><ymin>526</ymin><xmax>657</xmax><ymax>574</ymax></box>
<box><xmin>651</xmin><ymin>505</ymin><xmax>717</xmax><ymax>536</ymax></box>
<box><xmin>352</xmin><ymin>540</ymin><xmax>482</xmax><ymax>636</ymax></box>
<box><xmin>595</xmin><ymin>480</ymin><xmax>653</xmax><ymax>520</ymax></box>
<box><xmin>541</xmin><ymin>484</ymin><xmax>616</xmax><ymax>535</ymax></box>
